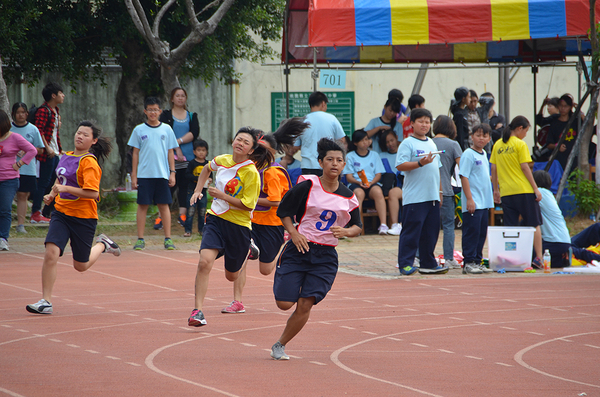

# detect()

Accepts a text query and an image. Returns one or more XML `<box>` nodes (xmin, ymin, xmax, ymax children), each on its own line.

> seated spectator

<box><xmin>535</xmin><ymin>94</ymin><xmax>579</xmax><ymax>174</ymax></box>
<box><xmin>384</xmin><ymin>88</ymin><xmax>408</xmax><ymax>119</ymax></box>
<box><xmin>533</xmin><ymin>170</ymin><xmax>600</xmax><ymax>267</ymax></box>
<box><xmin>366</xmin><ymin>97</ymin><xmax>403</xmax><ymax>154</ymax></box>
<box><xmin>402</xmin><ymin>94</ymin><xmax>426</xmax><ymax>139</ymax></box>
<box><xmin>378</xmin><ymin>129</ymin><xmax>403</xmax><ymax>235</ymax></box>
<box><xmin>344</xmin><ymin>129</ymin><xmax>388</xmax><ymax>234</ymax></box>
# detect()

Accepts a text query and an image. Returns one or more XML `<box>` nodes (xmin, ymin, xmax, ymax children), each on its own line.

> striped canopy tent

<box><xmin>284</xmin><ymin>0</ymin><xmax>600</xmax><ymax>64</ymax></box>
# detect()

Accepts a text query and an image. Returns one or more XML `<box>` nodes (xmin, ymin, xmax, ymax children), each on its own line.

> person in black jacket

<box><xmin>450</xmin><ymin>87</ymin><xmax>470</xmax><ymax>150</ymax></box>
<box><xmin>157</xmin><ymin>87</ymin><xmax>200</xmax><ymax>230</ymax></box>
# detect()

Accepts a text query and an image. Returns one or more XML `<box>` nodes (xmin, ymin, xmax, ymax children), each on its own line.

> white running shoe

<box><xmin>445</xmin><ymin>259</ymin><xmax>462</xmax><ymax>269</ymax></box>
<box><xmin>378</xmin><ymin>224</ymin><xmax>389</xmax><ymax>235</ymax></box>
<box><xmin>0</xmin><ymin>238</ymin><xmax>8</xmax><ymax>251</ymax></box>
<box><xmin>96</xmin><ymin>234</ymin><xmax>121</xmax><ymax>256</ymax></box>
<box><xmin>387</xmin><ymin>223</ymin><xmax>402</xmax><ymax>236</ymax></box>
<box><xmin>26</xmin><ymin>299</ymin><xmax>53</xmax><ymax>314</ymax></box>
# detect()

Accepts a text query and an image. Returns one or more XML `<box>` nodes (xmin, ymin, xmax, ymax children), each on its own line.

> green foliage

<box><xmin>567</xmin><ymin>169</ymin><xmax>600</xmax><ymax>216</ymax></box>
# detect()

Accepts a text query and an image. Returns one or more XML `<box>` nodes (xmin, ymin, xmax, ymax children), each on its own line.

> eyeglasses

<box><xmin>146</xmin><ymin>109</ymin><xmax>161</xmax><ymax>113</ymax></box>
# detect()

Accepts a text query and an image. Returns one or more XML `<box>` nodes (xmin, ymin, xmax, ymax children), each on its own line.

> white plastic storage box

<box><xmin>487</xmin><ymin>226</ymin><xmax>536</xmax><ymax>271</ymax></box>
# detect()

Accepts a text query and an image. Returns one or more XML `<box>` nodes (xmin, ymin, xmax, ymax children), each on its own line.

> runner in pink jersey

<box><xmin>270</xmin><ymin>138</ymin><xmax>362</xmax><ymax>360</ymax></box>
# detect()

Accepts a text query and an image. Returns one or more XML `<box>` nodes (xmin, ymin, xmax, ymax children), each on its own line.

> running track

<box><xmin>1</xmin><ymin>248</ymin><xmax>599</xmax><ymax>396</ymax></box>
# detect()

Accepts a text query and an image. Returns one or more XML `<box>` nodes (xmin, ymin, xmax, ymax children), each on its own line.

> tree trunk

<box><xmin>160</xmin><ymin>61</ymin><xmax>181</xmax><ymax>99</ymax></box>
<box><xmin>115</xmin><ymin>40</ymin><xmax>147</xmax><ymax>181</ymax></box>
<box><xmin>0</xmin><ymin>56</ymin><xmax>10</xmax><ymax>115</ymax></box>
<box><xmin>578</xmin><ymin>100</ymin><xmax>598</xmax><ymax>177</ymax></box>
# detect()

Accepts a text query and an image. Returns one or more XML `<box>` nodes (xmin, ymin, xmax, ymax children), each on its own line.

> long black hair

<box><xmin>502</xmin><ymin>115</ymin><xmax>530</xmax><ymax>143</ymax></box>
<box><xmin>240</xmin><ymin>117</ymin><xmax>309</xmax><ymax>170</ymax></box>
<box><xmin>384</xmin><ymin>97</ymin><xmax>401</xmax><ymax>130</ymax></box>
<box><xmin>80</xmin><ymin>120</ymin><xmax>112</xmax><ymax>163</ymax></box>
<box><xmin>11</xmin><ymin>102</ymin><xmax>28</xmax><ymax>120</ymax></box>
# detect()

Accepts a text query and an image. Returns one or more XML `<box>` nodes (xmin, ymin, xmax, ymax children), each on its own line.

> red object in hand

<box><xmin>357</xmin><ymin>169</ymin><xmax>369</xmax><ymax>187</ymax></box>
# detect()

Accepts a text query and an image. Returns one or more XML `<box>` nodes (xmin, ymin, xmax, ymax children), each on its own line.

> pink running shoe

<box><xmin>221</xmin><ymin>300</ymin><xmax>245</xmax><ymax>313</ymax></box>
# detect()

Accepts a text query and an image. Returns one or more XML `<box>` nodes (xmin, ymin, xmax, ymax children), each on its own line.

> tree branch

<box><xmin>153</xmin><ymin>0</ymin><xmax>178</xmax><ymax>37</ymax></box>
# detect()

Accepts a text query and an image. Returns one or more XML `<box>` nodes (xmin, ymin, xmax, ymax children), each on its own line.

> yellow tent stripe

<box><xmin>390</xmin><ymin>0</ymin><xmax>429</xmax><ymax>45</ymax></box>
<box><xmin>490</xmin><ymin>0</ymin><xmax>530</xmax><ymax>41</ymax></box>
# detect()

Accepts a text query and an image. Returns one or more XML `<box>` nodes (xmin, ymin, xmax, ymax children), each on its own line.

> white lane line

<box><xmin>505</xmin><ymin>299</ymin><xmax>517</xmax><ymax>302</ymax></box>
<box><xmin>558</xmin><ymin>338</ymin><xmax>573</xmax><ymax>342</ymax></box>
<box><xmin>256</xmin><ymin>308</ymin><xmax>269</xmax><ymax>311</ymax></box>
<box><xmin>418</xmin><ymin>283</ymin><xmax>431</xmax><ymax>287</ymax></box>
<box><xmin>77</xmin><ymin>302</ymin><xmax>88</xmax><ymax>306</ymax></box>
<box><xmin>15</xmin><ymin>329</ymin><xmax>29</xmax><ymax>333</ymax></box>
<box><xmin>85</xmin><ymin>350</ymin><xmax>99</xmax><ymax>354</ymax></box>
<box><xmin>218</xmin><ymin>337</ymin><xmax>233</xmax><ymax>341</ymax></box>
<box><xmin>501</xmin><ymin>326</ymin><xmax>517</xmax><ymax>331</ymax></box>
<box><xmin>425</xmin><ymin>312</ymin><xmax>440</xmax><ymax>316</ymax></box>
<box><xmin>585</xmin><ymin>344</ymin><xmax>600</xmax><ymax>349</ymax></box>
<box><xmin>310</xmin><ymin>361</ymin><xmax>327</xmax><ymax>366</ymax></box>
<box><xmin>527</xmin><ymin>331</ymin><xmax>544</xmax><ymax>336</ymax></box>
<box><xmin>93</xmin><ymin>306</ymin><xmax>104</xmax><ymax>309</ymax></box>
<box><xmin>362</xmin><ymin>331</ymin><xmax>378</xmax><ymax>335</ymax></box>
<box><xmin>496</xmin><ymin>362</ymin><xmax>512</xmax><ymax>367</ymax></box>
<box><xmin>527</xmin><ymin>303</ymin><xmax>541</xmax><ymax>307</ymax></box>
<box><xmin>143</xmin><ymin>318</ymin><xmax>156</xmax><ymax>321</ymax></box>
<box><xmin>343</xmin><ymin>297</ymin><xmax>356</xmax><ymax>300</ymax></box>
<box><xmin>438</xmin><ymin>349</ymin><xmax>454</xmax><ymax>354</ymax></box>
<box><xmin>340</xmin><ymin>326</ymin><xmax>355</xmax><ymax>330</ymax></box>
<box><xmin>438</xmin><ymin>288</ymin><xmax>451</xmax><ymax>291</ymax></box>
<box><xmin>460</xmin><ymin>292</ymin><xmax>474</xmax><ymax>295</ymax></box>
<box><xmin>66</xmin><ymin>344</ymin><xmax>80</xmax><ymax>348</ymax></box>
<box><xmin>363</xmin><ymin>300</ymin><xmax>376</xmax><ymax>304</ymax></box>
<box><xmin>1</xmin><ymin>325</ymin><xmax>12</xmax><ymax>328</ymax></box>
<box><xmin>449</xmin><ymin>317</ymin><xmax>465</xmax><ymax>321</ymax></box>
<box><xmin>405</xmin><ymin>308</ymin><xmax>418</xmax><ymax>312</ymax></box>
<box><xmin>411</xmin><ymin>343</ymin><xmax>428</xmax><ymax>348</ymax></box>
<box><xmin>49</xmin><ymin>338</ymin><xmax>62</xmax><ymax>343</ymax></box>
<box><xmin>63</xmin><ymin>299</ymin><xmax>73</xmax><ymax>302</ymax></box>
<box><xmin>473</xmin><ymin>321</ymin><xmax>490</xmax><ymax>325</ymax></box>
<box><xmin>162</xmin><ymin>322</ymin><xmax>173</xmax><ymax>326</ymax></box>
<box><xmin>0</xmin><ymin>386</ymin><xmax>26</xmax><ymax>397</ymax></box>
<box><xmin>126</xmin><ymin>314</ymin><xmax>139</xmax><ymax>317</ymax></box>
<box><xmin>384</xmin><ymin>304</ymin><xmax>396</xmax><ymax>307</ymax></box>
<box><xmin>319</xmin><ymin>321</ymin><xmax>332</xmax><ymax>325</ymax></box>
<box><xmin>551</xmin><ymin>308</ymin><xmax>568</xmax><ymax>312</ymax></box>
<box><xmin>466</xmin><ymin>356</ymin><xmax>483</xmax><ymax>360</ymax></box>
<box><xmin>180</xmin><ymin>327</ymin><xmax>193</xmax><ymax>331</ymax></box>
<box><xmin>105</xmin><ymin>356</ymin><xmax>121</xmax><ymax>360</ymax></box>
<box><xmin>240</xmin><ymin>343</ymin><xmax>256</xmax><ymax>347</ymax></box>
<box><xmin>127</xmin><ymin>362</ymin><xmax>142</xmax><ymax>367</ymax></box>
<box><xmin>387</xmin><ymin>337</ymin><xmax>402</xmax><ymax>341</ymax></box>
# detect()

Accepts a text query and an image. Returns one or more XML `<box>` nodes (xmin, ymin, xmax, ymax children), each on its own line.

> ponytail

<box><xmin>79</xmin><ymin>120</ymin><xmax>112</xmax><ymax>163</ymax></box>
<box><xmin>248</xmin><ymin>117</ymin><xmax>309</xmax><ymax>170</ymax></box>
<box><xmin>502</xmin><ymin>115</ymin><xmax>530</xmax><ymax>143</ymax></box>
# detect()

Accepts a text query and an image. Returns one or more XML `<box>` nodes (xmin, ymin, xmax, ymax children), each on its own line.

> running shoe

<box><xmin>16</xmin><ymin>225</ymin><xmax>27</xmax><ymax>234</ymax></box>
<box><xmin>418</xmin><ymin>265</ymin><xmax>449</xmax><ymax>275</ymax></box>
<box><xmin>532</xmin><ymin>257</ymin><xmax>543</xmax><ymax>270</ymax></box>
<box><xmin>270</xmin><ymin>341</ymin><xmax>290</xmax><ymax>360</ymax></box>
<box><xmin>399</xmin><ymin>265</ymin><xmax>417</xmax><ymax>276</ymax></box>
<box><xmin>30</xmin><ymin>211</ymin><xmax>50</xmax><ymax>224</ymax></box>
<box><xmin>0</xmin><ymin>238</ymin><xmax>8</xmax><ymax>251</ymax></box>
<box><xmin>133</xmin><ymin>238</ymin><xmax>145</xmax><ymax>250</ymax></box>
<box><xmin>97</xmin><ymin>234</ymin><xmax>121</xmax><ymax>256</ymax></box>
<box><xmin>462</xmin><ymin>263</ymin><xmax>483</xmax><ymax>274</ymax></box>
<box><xmin>153</xmin><ymin>218</ymin><xmax>163</xmax><ymax>230</ymax></box>
<box><xmin>387</xmin><ymin>223</ymin><xmax>402</xmax><ymax>236</ymax></box>
<box><xmin>26</xmin><ymin>299</ymin><xmax>53</xmax><ymax>314</ymax></box>
<box><xmin>477</xmin><ymin>264</ymin><xmax>493</xmax><ymax>273</ymax></box>
<box><xmin>164</xmin><ymin>238</ymin><xmax>176</xmax><ymax>250</ymax></box>
<box><xmin>413</xmin><ymin>257</ymin><xmax>420</xmax><ymax>268</ymax></box>
<box><xmin>221</xmin><ymin>300</ymin><xmax>245</xmax><ymax>313</ymax></box>
<box><xmin>248</xmin><ymin>238</ymin><xmax>260</xmax><ymax>260</ymax></box>
<box><xmin>178</xmin><ymin>215</ymin><xmax>186</xmax><ymax>227</ymax></box>
<box><xmin>378</xmin><ymin>224</ymin><xmax>389</xmax><ymax>235</ymax></box>
<box><xmin>445</xmin><ymin>259</ymin><xmax>461</xmax><ymax>269</ymax></box>
<box><xmin>188</xmin><ymin>309</ymin><xmax>207</xmax><ymax>327</ymax></box>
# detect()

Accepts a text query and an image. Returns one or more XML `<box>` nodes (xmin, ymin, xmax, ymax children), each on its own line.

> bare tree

<box><xmin>124</xmin><ymin>0</ymin><xmax>235</xmax><ymax>94</ymax></box>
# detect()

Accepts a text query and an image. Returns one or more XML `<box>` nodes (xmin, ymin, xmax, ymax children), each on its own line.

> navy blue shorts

<box><xmin>17</xmin><ymin>175</ymin><xmax>36</xmax><ymax>193</ymax></box>
<box><xmin>501</xmin><ymin>193</ymin><xmax>542</xmax><ymax>227</ymax></box>
<box><xmin>273</xmin><ymin>241</ymin><xmax>338</xmax><ymax>305</ymax></box>
<box><xmin>137</xmin><ymin>178</ymin><xmax>172</xmax><ymax>205</ymax></box>
<box><xmin>251</xmin><ymin>223</ymin><xmax>285</xmax><ymax>263</ymax></box>
<box><xmin>45</xmin><ymin>210</ymin><xmax>97</xmax><ymax>262</ymax></box>
<box><xmin>200</xmin><ymin>214</ymin><xmax>251</xmax><ymax>273</ymax></box>
<box><xmin>348</xmin><ymin>183</ymin><xmax>382</xmax><ymax>197</ymax></box>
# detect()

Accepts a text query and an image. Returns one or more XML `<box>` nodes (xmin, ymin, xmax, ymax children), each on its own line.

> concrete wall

<box><xmin>234</xmin><ymin>41</ymin><xmax>590</xmax><ymax>149</ymax></box>
<box><xmin>7</xmin><ymin>70</ymin><xmax>232</xmax><ymax>189</ymax></box>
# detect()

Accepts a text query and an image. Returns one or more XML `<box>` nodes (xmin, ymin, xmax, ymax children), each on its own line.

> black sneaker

<box><xmin>248</xmin><ymin>238</ymin><xmax>260</xmax><ymax>260</ymax></box>
<box><xmin>418</xmin><ymin>265</ymin><xmax>449</xmax><ymax>275</ymax></box>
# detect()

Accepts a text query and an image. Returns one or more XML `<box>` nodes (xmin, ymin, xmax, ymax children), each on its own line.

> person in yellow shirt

<box><xmin>187</xmin><ymin>118</ymin><xmax>308</xmax><ymax>326</ymax></box>
<box><xmin>26</xmin><ymin>121</ymin><xmax>120</xmax><ymax>315</ymax></box>
<box><xmin>490</xmin><ymin>116</ymin><xmax>543</xmax><ymax>268</ymax></box>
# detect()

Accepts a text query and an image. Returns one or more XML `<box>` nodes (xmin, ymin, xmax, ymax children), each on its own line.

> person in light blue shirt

<box><xmin>395</xmin><ymin>109</ymin><xmax>446</xmax><ymax>275</ymax></box>
<box><xmin>343</xmin><ymin>129</ymin><xmax>388</xmax><ymax>234</ymax></box>
<box><xmin>366</xmin><ymin>97</ymin><xmax>403</xmax><ymax>154</ymax></box>
<box><xmin>533</xmin><ymin>170</ymin><xmax>600</xmax><ymax>268</ymax></box>
<box><xmin>294</xmin><ymin>92</ymin><xmax>345</xmax><ymax>175</ymax></box>
<box><xmin>11</xmin><ymin>102</ymin><xmax>45</xmax><ymax>234</ymax></box>
<box><xmin>127</xmin><ymin>97</ymin><xmax>179</xmax><ymax>251</ymax></box>
<box><xmin>459</xmin><ymin>124</ymin><xmax>494</xmax><ymax>274</ymax></box>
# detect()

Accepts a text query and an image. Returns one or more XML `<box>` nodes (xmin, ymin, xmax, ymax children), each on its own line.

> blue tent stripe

<box><xmin>528</xmin><ymin>0</ymin><xmax>566</xmax><ymax>39</ymax></box>
<box><xmin>354</xmin><ymin>0</ymin><xmax>392</xmax><ymax>45</ymax></box>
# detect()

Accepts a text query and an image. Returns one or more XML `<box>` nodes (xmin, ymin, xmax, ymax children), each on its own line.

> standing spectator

<box><xmin>0</xmin><ymin>110</ymin><xmax>37</xmax><ymax>250</ymax></box>
<box><xmin>490</xmin><ymin>116</ymin><xmax>544</xmax><ymax>268</ymax></box>
<box><xmin>378</xmin><ymin>129</ymin><xmax>403</xmax><ymax>236</ymax></box>
<box><xmin>480</xmin><ymin>92</ymin><xmax>505</xmax><ymax>144</ymax></box>
<box><xmin>466</xmin><ymin>89</ymin><xmax>481</xmax><ymax>133</ymax></box>
<box><xmin>450</xmin><ymin>87</ymin><xmax>470</xmax><ymax>151</ymax></box>
<box><xmin>157</xmin><ymin>87</ymin><xmax>200</xmax><ymax>230</ymax></box>
<box><xmin>432</xmin><ymin>116</ymin><xmax>462</xmax><ymax>270</ymax></box>
<box><xmin>128</xmin><ymin>97</ymin><xmax>178</xmax><ymax>251</ymax></box>
<box><xmin>395</xmin><ymin>109</ymin><xmax>448</xmax><ymax>275</ymax></box>
<box><xmin>30</xmin><ymin>82</ymin><xmax>65</xmax><ymax>224</ymax></box>
<box><xmin>535</xmin><ymin>94</ymin><xmax>579</xmax><ymax>173</ymax></box>
<box><xmin>366</xmin><ymin>97</ymin><xmax>403</xmax><ymax>154</ymax></box>
<box><xmin>11</xmin><ymin>103</ymin><xmax>45</xmax><ymax>234</ymax></box>
<box><xmin>460</xmin><ymin>124</ymin><xmax>494</xmax><ymax>274</ymax></box>
<box><xmin>184</xmin><ymin>139</ymin><xmax>211</xmax><ymax>237</ymax></box>
<box><xmin>402</xmin><ymin>94</ymin><xmax>426</xmax><ymax>139</ymax></box>
<box><xmin>294</xmin><ymin>92</ymin><xmax>346</xmax><ymax>176</ymax></box>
